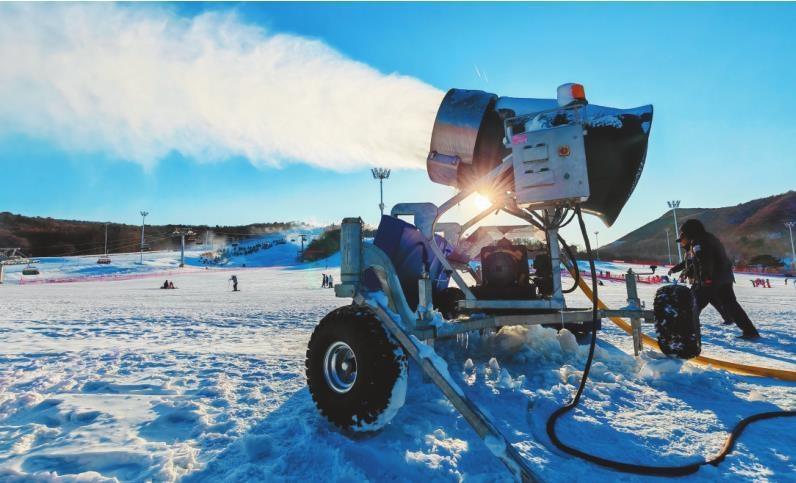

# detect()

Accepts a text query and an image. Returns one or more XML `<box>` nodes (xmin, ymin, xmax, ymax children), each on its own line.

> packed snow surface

<box><xmin>0</xmin><ymin>250</ymin><xmax>794</xmax><ymax>481</ymax></box>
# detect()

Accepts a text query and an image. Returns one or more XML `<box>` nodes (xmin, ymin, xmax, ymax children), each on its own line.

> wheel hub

<box><xmin>323</xmin><ymin>341</ymin><xmax>358</xmax><ymax>393</ymax></box>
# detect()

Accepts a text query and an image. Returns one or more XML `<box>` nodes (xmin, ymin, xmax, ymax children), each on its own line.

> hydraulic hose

<box><xmin>557</xmin><ymin>235</ymin><xmax>579</xmax><ymax>294</ymax></box>
<box><xmin>545</xmin><ymin>205</ymin><xmax>795</xmax><ymax>477</ymax></box>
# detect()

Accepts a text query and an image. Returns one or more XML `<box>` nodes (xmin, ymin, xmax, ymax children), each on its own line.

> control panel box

<box><xmin>509</xmin><ymin>123</ymin><xmax>590</xmax><ymax>207</ymax></box>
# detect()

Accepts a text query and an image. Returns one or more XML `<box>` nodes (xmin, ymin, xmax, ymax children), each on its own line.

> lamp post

<box><xmin>593</xmin><ymin>231</ymin><xmax>600</xmax><ymax>260</ymax></box>
<box><xmin>786</xmin><ymin>221</ymin><xmax>796</xmax><ymax>271</ymax></box>
<box><xmin>139</xmin><ymin>211</ymin><xmax>149</xmax><ymax>264</ymax></box>
<box><xmin>667</xmin><ymin>200</ymin><xmax>682</xmax><ymax>262</ymax></box>
<box><xmin>371</xmin><ymin>168</ymin><xmax>391</xmax><ymax>217</ymax></box>
<box><xmin>665</xmin><ymin>228</ymin><xmax>673</xmax><ymax>266</ymax></box>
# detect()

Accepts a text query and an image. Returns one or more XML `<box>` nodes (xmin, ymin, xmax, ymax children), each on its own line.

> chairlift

<box><xmin>22</xmin><ymin>264</ymin><xmax>39</xmax><ymax>276</ymax></box>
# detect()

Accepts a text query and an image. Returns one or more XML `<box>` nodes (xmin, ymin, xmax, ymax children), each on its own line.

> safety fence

<box><xmin>576</xmin><ymin>270</ymin><xmax>669</xmax><ymax>285</ymax></box>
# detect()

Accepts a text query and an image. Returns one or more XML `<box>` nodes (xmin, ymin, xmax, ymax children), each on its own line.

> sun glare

<box><xmin>473</xmin><ymin>193</ymin><xmax>492</xmax><ymax>211</ymax></box>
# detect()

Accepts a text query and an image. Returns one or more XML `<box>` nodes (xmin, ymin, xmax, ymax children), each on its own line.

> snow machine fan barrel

<box><xmin>426</xmin><ymin>86</ymin><xmax>653</xmax><ymax>226</ymax></box>
<box><xmin>427</xmin><ymin>89</ymin><xmax>508</xmax><ymax>190</ymax></box>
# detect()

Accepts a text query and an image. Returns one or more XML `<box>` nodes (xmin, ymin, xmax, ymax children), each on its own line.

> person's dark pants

<box><xmin>710</xmin><ymin>297</ymin><xmax>734</xmax><ymax>325</ymax></box>
<box><xmin>693</xmin><ymin>284</ymin><xmax>759</xmax><ymax>335</ymax></box>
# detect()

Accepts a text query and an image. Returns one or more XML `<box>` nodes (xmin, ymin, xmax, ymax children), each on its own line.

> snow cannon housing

<box><xmin>308</xmin><ymin>84</ymin><xmax>700</xmax><ymax>481</ymax></box>
<box><xmin>427</xmin><ymin>85</ymin><xmax>653</xmax><ymax>226</ymax></box>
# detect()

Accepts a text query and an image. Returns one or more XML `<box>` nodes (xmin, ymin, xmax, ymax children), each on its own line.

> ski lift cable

<box><xmin>41</xmin><ymin>233</ymin><xmax>176</xmax><ymax>258</ymax></box>
<box><xmin>31</xmin><ymin>231</ymin><xmax>175</xmax><ymax>255</ymax></box>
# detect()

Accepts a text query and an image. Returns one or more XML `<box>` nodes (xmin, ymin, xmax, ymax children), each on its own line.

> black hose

<box><xmin>545</xmin><ymin>206</ymin><xmax>795</xmax><ymax>477</ymax></box>
<box><xmin>556</xmin><ymin>234</ymin><xmax>579</xmax><ymax>294</ymax></box>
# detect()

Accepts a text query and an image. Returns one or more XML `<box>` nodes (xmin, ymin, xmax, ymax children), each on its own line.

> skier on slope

<box><xmin>229</xmin><ymin>275</ymin><xmax>239</xmax><ymax>292</ymax></box>
<box><xmin>677</xmin><ymin>219</ymin><xmax>760</xmax><ymax>340</ymax></box>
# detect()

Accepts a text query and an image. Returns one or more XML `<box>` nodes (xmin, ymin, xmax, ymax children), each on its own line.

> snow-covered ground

<box><xmin>0</xmin><ymin>250</ymin><xmax>794</xmax><ymax>481</ymax></box>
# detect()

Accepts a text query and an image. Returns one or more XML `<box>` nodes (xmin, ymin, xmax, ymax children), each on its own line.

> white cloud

<box><xmin>0</xmin><ymin>4</ymin><xmax>443</xmax><ymax>170</ymax></box>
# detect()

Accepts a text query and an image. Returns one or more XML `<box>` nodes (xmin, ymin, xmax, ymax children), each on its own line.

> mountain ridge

<box><xmin>0</xmin><ymin>212</ymin><xmax>302</xmax><ymax>257</ymax></box>
<box><xmin>601</xmin><ymin>191</ymin><xmax>796</xmax><ymax>266</ymax></box>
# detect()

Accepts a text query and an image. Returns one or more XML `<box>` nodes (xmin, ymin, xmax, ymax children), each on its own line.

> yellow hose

<box><xmin>572</xmin><ymin>272</ymin><xmax>796</xmax><ymax>382</ymax></box>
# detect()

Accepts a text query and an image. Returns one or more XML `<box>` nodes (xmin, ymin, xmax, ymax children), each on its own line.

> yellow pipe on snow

<box><xmin>572</xmin><ymin>270</ymin><xmax>796</xmax><ymax>382</ymax></box>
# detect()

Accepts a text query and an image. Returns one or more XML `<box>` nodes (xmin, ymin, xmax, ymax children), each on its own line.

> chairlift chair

<box><xmin>22</xmin><ymin>264</ymin><xmax>39</xmax><ymax>276</ymax></box>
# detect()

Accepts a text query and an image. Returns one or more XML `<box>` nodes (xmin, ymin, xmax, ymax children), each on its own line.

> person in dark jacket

<box><xmin>678</xmin><ymin>219</ymin><xmax>760</xmax><ymax>339</ymax></box>
<box><xmin>669</xmin><ymin>236</ymin><xmax>734</xmax><ymax>325</ymax></box>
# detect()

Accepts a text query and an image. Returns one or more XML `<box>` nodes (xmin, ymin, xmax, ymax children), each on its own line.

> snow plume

<box><xmin>0</xmin><ymin>4</ymin><xmax>443</xmax><ymax>170</ymax></box>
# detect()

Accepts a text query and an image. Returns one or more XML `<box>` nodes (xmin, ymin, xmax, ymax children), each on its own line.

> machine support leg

<box><xmin>547</xmin><ymin>228</ymin><xmax>565</xmax><ymax>305</ymax></box>
<box><xmin>625</xmin><ymin>269</ymin><xmax>643</xmax><ymax>356</ymax></box>
<box><xmin>358</xmin><ymin>294</ymin><xmax>540</xmax><ymax>482</ymax></box>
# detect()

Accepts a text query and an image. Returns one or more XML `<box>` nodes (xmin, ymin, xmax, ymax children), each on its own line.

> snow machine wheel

<box><xmin>306</xmin><ymin>305</ymin><xmax>407</xmax><ymax>432</ymax></box>
<box><xmin>434</xmin><ymin>287</ymin><xmax>465</xmax><ymax>320</ymax></box>
<box><xmin>653</xmin><ymin>284</ymin><xmax>701</xmax><ymax>359</ymax></box>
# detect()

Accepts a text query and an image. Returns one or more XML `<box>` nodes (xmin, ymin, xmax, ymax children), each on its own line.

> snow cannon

<box><xmin>307</xmin><ymin>83</ymin><xmax>699</xmax><ymax>481</ymax></box>
<box><xmin>426</xmin><ymin>84</ymin><xmax>653</xmax><ymax>226</ymax></box>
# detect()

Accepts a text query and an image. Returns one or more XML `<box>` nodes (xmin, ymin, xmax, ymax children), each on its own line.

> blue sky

<box><xmin>1</xmin><ymin>2</ymin><xmax>795</xmax><ymax>246</ymax></box>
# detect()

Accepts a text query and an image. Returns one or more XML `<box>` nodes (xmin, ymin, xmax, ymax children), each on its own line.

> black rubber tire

<box><xmin>653</xmin><ymin>284</ymin><xmax>701</xmax><ymax>359</ymax></box>
<box><xmin>306</xmin><ymin>305</ymin><xmax>407</xmax><ymax>432</ymax></box>
<box><xmin>434</xmin><ymin>287</ymin><xmax>465</xmax><ymax>320</ymax></box>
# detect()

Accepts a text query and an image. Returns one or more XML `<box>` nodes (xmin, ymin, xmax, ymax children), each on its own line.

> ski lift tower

<box><xmin>298</xmin><ymin>234</ymin><xmax>308</xmax><ymax>260</ymax></box>
<box><xmin>371</xmin><ymin>168</ymin><xmax>391</xmax><ymax>217</ymax></box>
<box><xmin>172</xmin><ymin>228</ymin><xmax>193</xmax><ymax>267</ymax></box>
<box><xmin>139</xmin><ymin>211</ymin><xmax>149</xmax><ymax>265</ymax></box>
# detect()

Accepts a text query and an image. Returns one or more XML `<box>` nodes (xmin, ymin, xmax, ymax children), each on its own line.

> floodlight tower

<box><xmin>786</xmin><ymin>221</ymin><xmax>796</xmax><ymax>271</ymax></box>
<box><xmin>139</xmin><ymin>211</ymin><xmax>149</xmax><ymax>265</ymax></box>
<box><xmin>593</xmin><ymin>231</ymin><xmax>600</xmax><ymax>260</ymax></box>
<box><xmin>371</xmin><ymin>168</ymin><xmax>391</xmax><ymax>217</ymax></box>
<box><xmin>665</xmin><ymin>228</ymin><xmax>673</xmax><ymax>265</ymax></box>
<box><xmin>667</xmin><ymin>200</ymin><xmax>682</xmax><ymax>262</ymax></box>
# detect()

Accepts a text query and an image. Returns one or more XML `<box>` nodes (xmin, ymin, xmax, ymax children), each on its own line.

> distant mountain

<box><xmin>0</xmin><ymin>212</ymin><xmax>302</xmax><ymax>257</ymax></box>
<box><xmin>600</xmin><ymin>191</ymin><xmax>796</xmax><ymax>266</ymax></box>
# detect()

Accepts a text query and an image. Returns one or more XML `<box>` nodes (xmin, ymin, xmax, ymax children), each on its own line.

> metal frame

<box><xmin>334</xmin><ymin>193</ymin><xmax>654</xmax><ymax>480</ymax></box>
<box><xmin>332</xmin><ymin>142</ymin><xmax>660</xmax><ymax>480</ymax></box>
<box><xmin>324</xmin><ymin>93</ymin><xmax>660</xmax><ymax>481</ymax></box>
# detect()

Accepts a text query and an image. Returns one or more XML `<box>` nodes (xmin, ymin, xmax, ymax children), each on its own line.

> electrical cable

<box><xmin>545</xmin><ymin>205</ymin><xmax>796</xmax><ymax>477</ymax></box>
<box><xmin>557</xmin><ymin>208</ymin><xmax>577</xmax><ymax>229</ymax></box>
<box><xmin>556</xmin><ymin>233</ymin><xmax>579</xmax><ymax>294</ymax></box>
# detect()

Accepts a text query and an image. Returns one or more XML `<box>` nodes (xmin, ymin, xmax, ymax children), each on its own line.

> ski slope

<box><xmin>1</xmin><ymin>231</ymin><xmax>317</xmax><ymax>285</ymax></box>
<box><xmin>0</xmin><ymin>253</ymin><xmax>794</xmax><ymax>481</ymax></box>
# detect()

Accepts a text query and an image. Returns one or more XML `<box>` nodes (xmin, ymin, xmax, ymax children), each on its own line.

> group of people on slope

<box><xmin>159</xmin><ymin>276</ymin><xmax>239</xmax><ymax>291</ymax></box>
<box><xmin>668</xmin><ymin>219</ymin><xmax>760</xmax><ymax>340</ymax></box>
<box><xmin>751</xmin><ymin>278</ymin><xmax>773</xmax><ymax>288</ymax></box>
<box><xmin>321</xmin><ymin>273</ymin><xmax>334</xmax><ymax>288</ymax></box>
